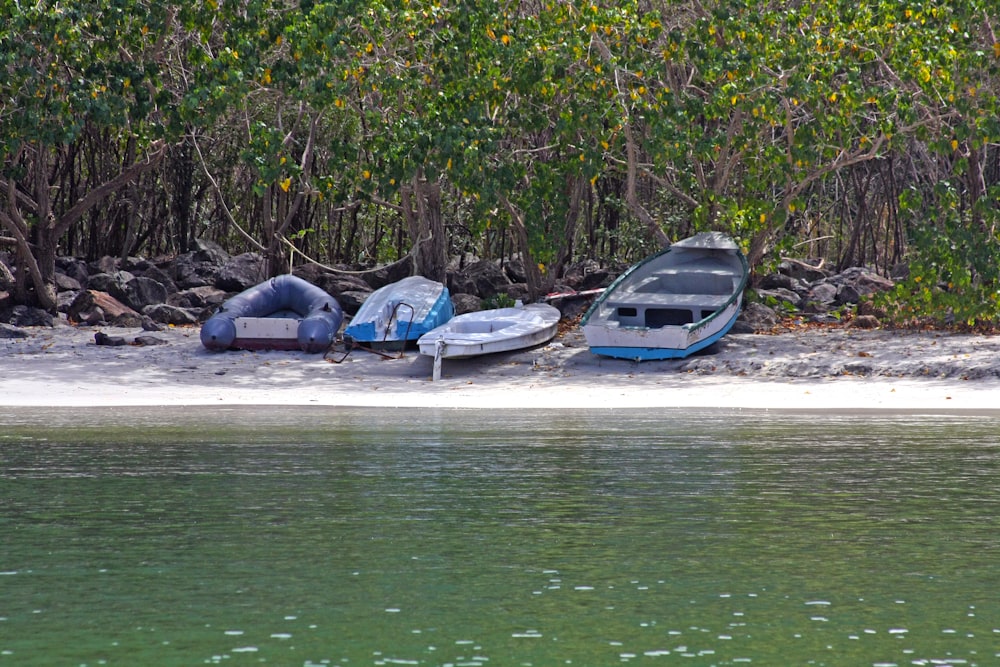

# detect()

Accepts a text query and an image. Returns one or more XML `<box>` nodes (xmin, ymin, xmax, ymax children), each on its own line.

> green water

<box><xmin>2</xmin><ymin>407</ymin><xmax>1000</xmax><ymax>666</ymax></box>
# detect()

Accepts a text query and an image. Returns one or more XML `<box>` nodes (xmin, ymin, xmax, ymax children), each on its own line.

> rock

<box><xmin>306</xmin><ymin>272</ymin><xmax>372</xmax><ymax>300</ymax></box>
<box><xmin>758</xmin><ymin>272</ymin><xmax>803</xmax><ymax>292</ymax></box>
<box><xmin>118</xmin><ymin>275</ymin><xmax>169</xmax><ymax>311</ymax></box>
<box><xmin>779</xmin><ymin>258</ymin><xmax>831</xmax><ymax>282</ymax></box>
<box><xmin>0</xmin><ymin>323</ymin><xmax>28</xmax><ymax>338</ymax></box>
<box><xmin>733</xmin><ymin>301</ymin><xmax>779</xmax><ymax>333</ymax></box>
<box><xmin>134</xmin><ymin>335</ymin><xmax>168</xmax><ymax>346</ymax></box>
<box><xmin>68</xmin><ymin>290</ymin><xmax>140</xmax><ymax>325</ymax></box>
<box><xmin>850</xmin><ymin>314</ymin><xmax>881</xmax><ymax>329</ymax></box>
<box><xmin>56</xmin><ymin>257</ymin><xmax>90</xmax><ymax>286</ymax></box>
<box><xmin>756</xmin><ymin>288</ymin><xmax>801</xmax><ymax>310</ymax></box>
<box><xmin>141</xmin><ymin>316</ymin><xmax>165</xmax><ymax>332</ymax></box>
<box><xmin>826</xmin><ymin>267</ymin><xmax>894</xmax><ymax>297</ymax></box>
<box><xmin>335</xmin><ymin>290</ymin><xmax>371</xmax><ymax>316</ymax></box>
<box><xmin>451</xmin><ymin>293</ymin><xmax>482</xmax><ymax>315</ymax></box>
<box><xmin>169</xmin><ymin>285</ymin><xmax>228</xmax><ymax>310</ymax></box>
<box><xmin>449</xmin><ymin>260</ymin><xmax>510</xmax><ymax>298</ymax></box>
<box><xmin>54</xmin><ymin>272</ymin><xmax>82</xmax><ymax>292</ymax></box>
<box><xmin>110</xmin><ymin>312</ymin><xmax>144</xmax><ymax>328</ymax></box>
<box><xmin>135</xmin><ymin>264</ymin><xmax>178</xmax><ymax>295</ymax></box>
<box><xmin>94</xmin><ymin>331</ymin><xmax>127</xmax><ymax>346</ymax></box>
<box><xmin>88</xmin><ymin>256</ymin><xmax>119</xmax><ymax>275</ymax></box>
<box><xmin>172</xmin><ymin>239</ymin><xmax>231</xmax><ymax>289</ymax></box>
<box><xmin>363</xmin><ymin>260</ymin><xmax>412</xmax><ymax>290</ymax></box>
<box><xmin>0</xmin><ymin>305</ymin><xmax>54</xmax><ymax>327</ymax></box>
<box><xmin>503</xmin><ymin>255</ymin><xmax>527</xmax><ymax>284</ymax></box>
<box><xmin>563</xmin><ymin>259</ymin><xmax>614</xmax><ymax>290</ymax></box>
<box><xmin>214</xmin><ymin>252</ymin><xmax>266</xmax><ymax>292</ymax></box>
<box><xmin>142</xmin><ymin>303</ymin><xmax>200</xmax><ymax>326</ymax></box>
<box><xmin>87</xmin><ymin>270</ymin><xmax>133</xmax><ymax>294</ymax></box>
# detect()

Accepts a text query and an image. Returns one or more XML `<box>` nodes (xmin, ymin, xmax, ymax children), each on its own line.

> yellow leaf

<box><xmin>446</xmin><ymin>158</ymin><xmax>452</xmax><ymax>170</ymax></box>
<box><xmin>279</xmin><ymin>178</ymin><xmax>292</xmax><ymax>192</ymax></box>
<box><xmin>501</xmin><ymin>35</ymin><xmax>510</xmax><ymax>45</ymax></box>
<box><xmin>951</xmin><ymin>139</ymin><xmax>959</xmax><ymax>151</ymax></box>
<box><xmin>362</xmin><ymin>170</ymin><xmax>371</xmax><ymax>180</ymax></box>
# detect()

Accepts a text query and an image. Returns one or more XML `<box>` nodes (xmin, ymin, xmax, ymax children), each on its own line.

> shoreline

<box><xmin>3</xmin><ymin>322</ymin><xmax>1000</xmax><ymax>413</ymax></box>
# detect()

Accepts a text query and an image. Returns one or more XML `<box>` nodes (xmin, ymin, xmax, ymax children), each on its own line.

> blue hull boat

<box><xmin>344</xmin><ymin>275</ymin><xmax>453</xmax><ymax>350</ymax></box>
<box><xmin>201</xmin><ymin>274</ymin><xmax>343</xmax><ymax>353</ymax></box>
<box><xmin>581</xmin><ymin>232</ymin><xmax>748</xmax><ymax>361</ymax></box>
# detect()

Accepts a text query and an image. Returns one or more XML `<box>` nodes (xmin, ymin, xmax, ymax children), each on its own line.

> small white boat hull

<box><xmin>418</xmin><ymin>303</ymin><xmax>561</xmax><ymax>379</ymax></box>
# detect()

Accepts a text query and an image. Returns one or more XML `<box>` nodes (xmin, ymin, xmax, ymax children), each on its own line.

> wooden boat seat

<box><xmin>606</xmin><ymin>292</ymin><xmax>731</xmax><ymax>310</ymax></box>
<box><xmin>632</xmin><ymin>270</ymin><xmax>736</xmax><ymax>296</ymax></box>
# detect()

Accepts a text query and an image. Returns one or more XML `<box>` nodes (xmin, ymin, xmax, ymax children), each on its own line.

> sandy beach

<box><xmin>3</xmin><ymin>320</ymin><xmax>1000</xmax><ymax>412</ymax></box>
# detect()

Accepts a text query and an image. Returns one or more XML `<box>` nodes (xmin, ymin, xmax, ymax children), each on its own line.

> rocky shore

<box><xmin>4</xmin><ymin>241</ymin><xmax>999</xmax><ymax>413</ymax></box>
<box><xmin>1</xmin><ymin>239</ymin><xmax>895</xmax><ymax>336</ymax></box>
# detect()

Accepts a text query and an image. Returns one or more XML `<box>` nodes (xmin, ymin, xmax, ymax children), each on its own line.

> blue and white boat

<box><xmin>200</xmin><ymin>274</ymin><xmax>343</xmax><ymax>353</ymax></box>
<box><xmin>344</xmin><ymin>275</ymin><xmax>454</xmax><ymax>350</ymax></box>
<box><xmin>581</xmin><ymin>232</ymin><xmax>748</xmax><ymax>361</ymax></box>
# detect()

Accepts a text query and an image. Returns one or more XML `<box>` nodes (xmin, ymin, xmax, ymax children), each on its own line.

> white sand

<box><xmin>2</xmin><ymin>322</ymin><xmax>999</xmax><ymax>412</ymax></box>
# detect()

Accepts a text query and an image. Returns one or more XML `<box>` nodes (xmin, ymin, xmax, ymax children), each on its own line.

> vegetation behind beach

<box><xmin>2</xmin><ymin>0</ymin><xmax>998</xmax><ymax>326</ymax></box>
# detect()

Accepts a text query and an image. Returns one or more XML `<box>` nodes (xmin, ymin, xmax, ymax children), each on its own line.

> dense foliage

<box><xmin>1</xmin><ymin>0</ymin><xmax>999</xmax><ymax>324</ymax></box>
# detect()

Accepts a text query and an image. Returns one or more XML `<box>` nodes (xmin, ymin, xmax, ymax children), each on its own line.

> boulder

<box><xmin>363</xmin><ymin>260</ymin><xmax>412</xmax><ymax>290</ymax></box>
<box><xmin>778</xmin><ymin>258</ymin><xmax>831</xmax><ymax>282</ymax></box>
<box><xmin>733</xmin><ymin>301</ymin><xmax>779</xmax><ymax>333</ymax></box>
<box><xmin>0</xmin><ymin>322</ymin><xmax>29</xmax><ymax>338</ymax></box>
<box><xmin>756</xmin><ymin>288</ymin><xmax>801</xmax><ymax>310</ymax></box>
<box><xmin>143</xmin><ymin>303</ymin><xmax>199</xmax><ymax>326</ymax></box>
<box><xmin>68</xmin><ymin>290</ymin><xmax>140</xmax><ymax>325</ymax></box>
<box><xmin>336</xmin><ymin>290</ymin><xmax>370</xmax><ymax>316</ymax></box>
<box><xmin>168</xmin><ymin>285</ymin><xmax>228</xmax><ymax>310</ymax></box>
<box><xmin>118</xmin><ymin>275</ymin><xmax>169</xmax><ymax>311</ymax></box>
<box><xmin>0</xmin><ymin>305</ymin><xmax>53</xmax><ymax>327</ymax></box>
<box><xmin>449</xmin><ymin>260</ymin><xmax>510</xmax><ymax>298</ymax></box>
<box><xmin>56</xmin><ymin>257</ymin><xmax>90</xmax><ymax>286</ymax></box>
<box><xmin>451</xmin><ymin>293</ymin><xmax>482</xmax><ymax>315</ymax></box>
<box><xmin>87</xmin><ymin>270</ymin><xmax>133</xmax><ymax>294</ymax></box>
<box><xmin>54</xmin><ymin>272</ymin><xmax>82</xmax><ymax>293</ymax></box>
<box><xmin>214</xmin><ymin>252</ymin><xmax>266</xmax><ymax>292</ymax></box>
<box><xmin>563</xmin><ymin>259</ymin><xmax>614</xmax><ymax>290</ymax></box>
<box><xmin>172</xmin><ymin>239</ymin><xmax>231</xmax><ymax>289</ymax></box>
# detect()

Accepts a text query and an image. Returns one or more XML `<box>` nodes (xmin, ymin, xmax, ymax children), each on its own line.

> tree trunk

<box><xmin>500</xmin><ymin>196</ymin><xmax>547</xmax><ymax>302</ymax></box>
<box><xmin>551</xmin><ymin>174</ymin><xmax>587</xmax><ymax>280</ymax></box>
<box><xmin>400</xmin><ymin>174</ymin><xmax>447</xmax><ymax>282</ymax></box>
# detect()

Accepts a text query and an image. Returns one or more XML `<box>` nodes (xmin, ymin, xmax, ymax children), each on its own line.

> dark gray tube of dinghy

<box><xmin>200</xmin><ymin>274</ymin><xmax>343</xmax><ymax>353</ymax></box>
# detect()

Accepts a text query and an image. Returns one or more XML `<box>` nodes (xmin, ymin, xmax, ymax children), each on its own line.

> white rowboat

<box><xmin>417</xmin><ymin>303</ymin><xmax>561</xmax><ymax>380</ymax></box>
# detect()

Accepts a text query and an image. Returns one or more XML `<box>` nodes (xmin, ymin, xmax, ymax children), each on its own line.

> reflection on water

<box><xmin>2</xmin><ymin>407</ymin><xmax>1000</xmax><ymax>666</ymax></box>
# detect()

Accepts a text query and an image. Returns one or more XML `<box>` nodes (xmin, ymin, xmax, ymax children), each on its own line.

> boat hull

<box><xmin>417</xmin><ymin>303</ymin><xmax>561</xmax><ymax>359</ymax></box>
<box><xmin>581</xmin><ymin>232</ymin><xmax>748</xmax><ymax>361</ymax></box>
<box><xmin>344</xmin><ymin>276</ymin><xmax>453</xmax><ymax>350</ymax></box>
